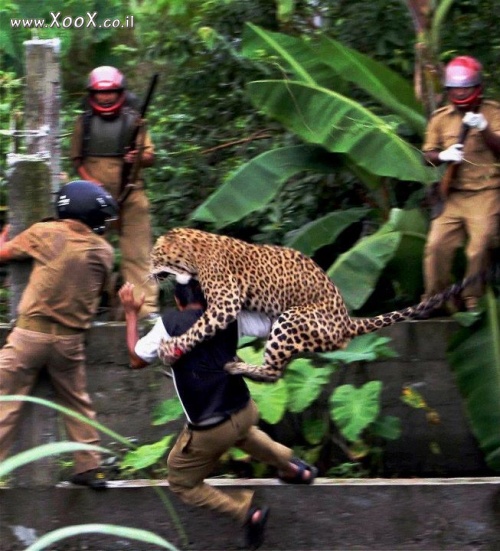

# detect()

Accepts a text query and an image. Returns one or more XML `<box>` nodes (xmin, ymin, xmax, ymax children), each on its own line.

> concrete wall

<box><xmin>2</xmin><ymin>319</ymin><xmax>490</xmax><ymax>486</ymax></box>
<box><xmin>2</xmin><ymin>479</ymin><xmax>500</xmax><ymax>550</ymax></box>
<box><xmin>1</xmin><ymin>319</ymin><xmax>499</xmax><ymax>550</ymax></box>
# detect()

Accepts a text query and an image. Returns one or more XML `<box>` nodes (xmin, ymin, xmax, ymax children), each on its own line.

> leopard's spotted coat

<box><xmin>150</xmin><ymin>228</ymin><xmax>473</xmax><ymax>382</ymax></box>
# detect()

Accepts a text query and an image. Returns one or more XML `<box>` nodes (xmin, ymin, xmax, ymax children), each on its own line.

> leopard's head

<box><xmin>150</xmin><ymin>228</ymin><xmax>199</xmax><ymax>283</ymax></box>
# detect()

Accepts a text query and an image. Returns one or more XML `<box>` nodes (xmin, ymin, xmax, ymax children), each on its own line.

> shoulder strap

<box><xmin>81</xmin><ymin>110</ymin><xmax>93</xmax><ymax>158</ymax></box>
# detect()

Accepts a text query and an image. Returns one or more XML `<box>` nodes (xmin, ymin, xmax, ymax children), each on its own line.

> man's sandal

<box><xmin>278</xmin><ymin>457</ymin><xmax>318</xmax><ymax>485</ymax></box>
<box><xmin>244</xmin><ymin>505</ymin><xmax>270</xmax><ymax>550</ymax></box>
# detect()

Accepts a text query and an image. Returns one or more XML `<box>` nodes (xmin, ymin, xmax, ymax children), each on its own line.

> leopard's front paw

<box><xmin>159</xmin><ymin>339</ymin><xmax>184</xmax><ymax>366</ymax></box>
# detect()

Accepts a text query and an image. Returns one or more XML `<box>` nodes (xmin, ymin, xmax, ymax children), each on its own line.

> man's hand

<box><xmin>462</xmin><ymin>111</ymin><xmax>488</xmax><ymax>131</ymax></box>
<box><xmin>118</xmin><ymin>282</ymin><xmax>145</xmax><ymax>316</ymax></box>
<box><xmin>438</xmin><ymin>144</ymin><xmax>464</xmax><ymax>163</ymax></box>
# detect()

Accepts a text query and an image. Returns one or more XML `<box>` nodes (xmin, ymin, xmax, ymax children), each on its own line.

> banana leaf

<box><xmin>314</xmin><ymin>35</ymin><xmax>425</xmax><ymax>134</ymax></box>
<box><xmin>242</xmin><ymin>23</ymin><xmax>425</xmax><ymax>133</ymax></box>
<box><xmin>327</xmin><ymin>230</ymin><xmax>402</xmax><ymax>310</ymax></box>
<box><xmin>382</xmin><ymin>209</ymin><xmax>428</xmax><ymax>300</ymax></box>
<box><xmin>284</xmin><ymin>207</ymin><xmax>369</xmax><ymax>256</ymax></box>
<box><xmin>241</xmin><ymin>23</ymin><xmax>348</xmax><ymax>91</ymax></box>
<box><xmin>191</xmin><ymin>144</ymin><xmax>340</xmax><ymax>227</ymax></box>
<box><xmin>247</xmin><ymin>80</ymin><xmax>436</xmax><ymax>183</ymax></box>
<box><xmin>447</xmin><ymin>289</ymin><xmax>500</xmax><ymax>470</ymax></box>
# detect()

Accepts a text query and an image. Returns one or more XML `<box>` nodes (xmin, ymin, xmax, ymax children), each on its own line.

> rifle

<box><xmin>439</xmin><ymin>109</ymin><xmax>477</xmax><ymax>198</ymax></box>
<box><xmin>118</xmin><ymin>73</ymin><xmax>159</xmax><ymax>206</ymax></box>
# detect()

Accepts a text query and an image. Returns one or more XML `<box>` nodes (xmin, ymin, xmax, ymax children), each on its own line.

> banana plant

<box><xmin>192</xmin><ymin>23</ymin><xmax>437</xmax><ymax>230</ymax></box>
<box><xmin>447</xmin><ymin>289</ymin><xmax>500</xmax><ymax>470</ymax></box>
<box><xmin>191</xmin><ymin>24</ymin><xmax>433</xmax><ymax>309</ymax></box>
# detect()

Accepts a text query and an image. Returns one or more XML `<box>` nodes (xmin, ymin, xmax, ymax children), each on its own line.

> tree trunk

<box><xmin>5</xmin><ymin>39</ymin><xmax>60</xmax><ymax>319</ymax></box>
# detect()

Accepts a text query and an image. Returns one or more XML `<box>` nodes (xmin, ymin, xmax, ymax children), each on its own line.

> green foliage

<box><xmin>447</xmin><ymin>289</ymin><xmax>500</xmax><ymax>471</ymax></box>
<box><xmin>330</xmin><ymin>381</ymin><xmax>382</xmax><ymax>442</ymax></box>
<box><xmin>121</xmin><ymin>435</ymin><xmax>174</xmax><ymax>472</ymax></box>
<box><xmin>239</xmin><ymin>333</ymin><xmax>401</xmax><ymax>474</ymax></box>
<box><xmin>152</xmin><ymin>396</ymin><xmax>184</xmax><ymax>426</ymax></box>
<box><xmin>321</xmin><ymin>333</ymin><xmax>399</xmax><ymax>363</ymax></box>
<box><xmin>0</xmin><ymin>442</ymin><xmax>110</xmax><ymax>478</ymax></box>
<box><xmin>0</xmin><ymin>395</ymin><xmax>188</xmax><ymax>545</ymax></box>
<box><xmin>328</xmin><ymin>230</ymin><xmax>402</xmax><ymax>311</ymax></box>
<box><xmin>284</xmin><ymin>207</ymin><xmax>369</xmax><ymax>256</ymax></box>
<box><xmin>24</xmin><ymin>524</ymin><xmax>178</xmax><ymax>551</ymax></box>
<box><xmin>284</xmin><ymin>359</ymin><xmax>335</xmax><ymax>413</ymax></box>
<box><xmin>191</xmin><ymin>145</ymin><xmax>342</xmax><ymax>228</ymax></box>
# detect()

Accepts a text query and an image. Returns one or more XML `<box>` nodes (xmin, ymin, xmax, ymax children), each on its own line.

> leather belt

<box><xmin>187</xmin><ymin>415</ymin><xmax>230</xmax><ymax>431</ymax></box>
<box><xmin>16</xmin><ymin>315</ymin><xmax>85</xmax><ymax>336</ymax></box>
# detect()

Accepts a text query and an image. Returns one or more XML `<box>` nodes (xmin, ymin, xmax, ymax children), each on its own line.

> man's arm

<box><xmin>0</xmin><ymin>225</ymin><xmax>14</xmax><ymax>263</ymax></box>
<box><xmin>118</xmin><ymin>282</ymin><xmax>149</xmax><ymax>369</ymax></box>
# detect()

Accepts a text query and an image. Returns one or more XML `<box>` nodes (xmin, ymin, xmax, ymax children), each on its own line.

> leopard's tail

<box><xmin>347</xmin><ymin>271</ymin><xmax>488</xmax><ymax>338</ymax></box>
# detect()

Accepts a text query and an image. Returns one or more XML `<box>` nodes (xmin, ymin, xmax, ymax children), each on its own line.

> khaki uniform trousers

<box><xmin>167</xmin><ymin>399</ymin><xmax>293</xmax><ymax>523</ymax></box>
<box><xmin>0</xmin><ymin>327</ymin><xmax>101</xmax><ymax>474</ymax></box>
<box><xmin>116</xmin><ymin>187</ymin><xmax>158</xmax><ymax>317</ymax></box>
<box><xmin>76</xmin><ymin>148</ymin><xmax>158</xmax><ymax>318</ymax></box>
<box><xmin>423</xmin><ymin>188</ymin><xmax>500</xmax><ymax>306</ymax></box>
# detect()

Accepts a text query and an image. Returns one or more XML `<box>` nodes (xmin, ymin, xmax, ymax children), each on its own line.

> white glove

<box><xmin>462</xmin><ymin>111</ymin><xmax>488</xmax><ymax>131</ymax></box>
<box><xmin>438</xmin><ymin>144</ymin><xmax>464</xmax><ymax>163</ymax></box>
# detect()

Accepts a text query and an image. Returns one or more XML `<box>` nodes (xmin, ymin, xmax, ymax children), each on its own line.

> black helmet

<box><xmin>56</xmin><ymin>180</ymin><xmax>118</xmax><ymax>235</ymax></box>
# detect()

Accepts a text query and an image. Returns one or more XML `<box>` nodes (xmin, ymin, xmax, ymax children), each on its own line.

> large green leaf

<box><xmin>329</xmin><ymin>380</ymin><xmax>382</xmax><ymax>442</ymax></box>
<box><xmin>247</xmin><ymin>80</ymin><xmax>436</xmax><ymax>183</ymax></box>
<box><xmin>25</xmin><ymin>524</ymin><xmax>178</xmax><ymax>551</ymax></box>
<box><xmin>371</xmin><ymin>415</ymin><xmax>402</xmax><ymax>441</ymax></box>
<box><xmin>121</xmin><ymin>435</ymin><xmax>174</xmax><ymax>471</ymax></box>
<box><xmin>284</xmin><ymin>359</ymin><xmax>335</xmax><ymax>413</ymax></box>
<box><xmin>327</xmin><ymin>231</ymin><xmax>402</xmax><ymax>310</ymax></box>
<box><xmin>447</xmin><ymin>290</ymin><xmax>500</xmax><ymax>470</ymax></box>
<box><xmin>152</xmin><ymin>397</ymin><xmax>184</xmax><ymax>426</ymax></box>
<box><xmin>241</xmin><ymin>23</ymin><xmax>348</xmax><ymax>91</ymax></box>
<box><xmin>246</xmin><ymin>378</ymin><xmax>288</xmax><ymax>424</ymax></box>
<box><xmin>241</xmin><ymin>23</ymin><xmax>319</xmax><ymax>85</ymax></box>
<box><xmin>314</xmin><ymin>35</ymin><xmax>425</xmax><ymax>134</ymax></box>
<box><xmin>381</xmin><ymin>208</ymin><xmax>428</xmax><ymax>300</ymax></box>
<box><xmin>238</xmin><ymin>346</ymin><xmax>288</xmax><ymax>424</ymax></box>
<box><xmin>284</xmin><ymin>207</ymin><xmax>369</xmax><ymax>256</ymax></box>
<box><xmin>242</xmin><ymin>24</ymin><xmax>425</xmax><ymax>133</ymax></box>
<box><xmin>191</xmin><ymin>145</ymin><xmax>340</xmax><ymax>227</ymax></box>
<box><xmin>320</xmin><ymin>333</ymin><xmax>398</xmax><ymax>364</ymax></box>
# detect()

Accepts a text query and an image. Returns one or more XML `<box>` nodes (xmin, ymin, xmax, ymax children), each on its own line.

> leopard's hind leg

<box><xmin>225</xmin><ymin>304</ymin><xmax>349</xmax><ymax>382</ymax></box>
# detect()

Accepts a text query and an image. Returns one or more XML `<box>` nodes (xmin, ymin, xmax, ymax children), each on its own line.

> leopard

<box><xmin>150</xmin><ymin>227</ymin><xmax>478</xmax><ymax>382</ymax></box>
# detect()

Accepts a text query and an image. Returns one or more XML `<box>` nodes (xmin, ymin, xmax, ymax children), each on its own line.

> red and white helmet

<box><xmin>87</xmin><ymin>66</ymin><xmax>126</xmax><ymax>116</ymax></box>
<box><xmin>444</xmin><ymin>56</ymin><xmax>483</xmax><ymax>108</ymax></box>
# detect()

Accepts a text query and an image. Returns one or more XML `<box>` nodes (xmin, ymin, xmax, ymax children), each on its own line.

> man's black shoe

<box><xmin>70</xmin><ymin>468</ymin><xmax>107</xmax><ymax>490</ymax></box>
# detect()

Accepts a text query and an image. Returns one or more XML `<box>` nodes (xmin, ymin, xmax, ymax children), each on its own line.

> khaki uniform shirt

<box><xmin>8</xmin><ymin>219</ymin><xmax>114</xmax><ymax>329</ymax></box>
<box><xmin>70</xmin><ymin>114</ymin><xmax>154</xmax><ymax>198</ymax></box>
<box><xmin>423</xmin><ymin>100</ymin><xmax>500</xmax><ymax>191</ymax></box>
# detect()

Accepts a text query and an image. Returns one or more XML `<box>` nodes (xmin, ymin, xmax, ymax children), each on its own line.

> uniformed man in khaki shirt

<box><xmin>0</xmin><ymin>181</ymin><xmax>117</xmax><ymax>489</ymax></box>
<box><xmin>422</xmin><ymin>56</ymin><xmax>500</xmax><ymax>311</ymax></box>
<box><xmin>70</xmin><ymin>66</ymin><xmax>158</xmax><ymax>319</ymax></box>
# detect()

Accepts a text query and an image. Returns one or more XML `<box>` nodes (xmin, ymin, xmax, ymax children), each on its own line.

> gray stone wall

<box><xmin>1</xmin><ymin>319</ymin><xmax>489</xmax><ymax>486</ymax></box>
